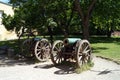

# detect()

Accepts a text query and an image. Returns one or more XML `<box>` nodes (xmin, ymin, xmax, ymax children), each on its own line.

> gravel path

<box><xmin>0</xmin><ymin>56</ymin><xmax>120</xmax><ymax>80</ymax></box>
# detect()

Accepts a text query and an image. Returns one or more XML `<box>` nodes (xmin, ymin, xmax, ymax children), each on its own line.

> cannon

<box><xmin>50</xmin><ymin>38</ymin><xmax>92</xmax><ymax>68</ymax></box>
<box><xmin>21</xmin><ymin>37</ymin><xmax>51</xmax><ymax>61</ymax></box>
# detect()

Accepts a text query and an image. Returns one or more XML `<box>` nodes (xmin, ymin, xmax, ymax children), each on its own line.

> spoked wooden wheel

<box><xmin>76</xmin><ymin>40</ymin><xmax>92</xmax><ymax>68</ymax></box>
<box><xmin>34</xmin><ymin>39</ymin><xmax>51</xmax><ymax>62</ymax></box>
<box><xmin>51</xmin><ymin>40</ymin><xmax>64</xmax><ymax>65</ymax></box>
<box><xmin>21</xmin><ymin>39</ymin><xmax>34</xmax><ymax>58</ymax></box>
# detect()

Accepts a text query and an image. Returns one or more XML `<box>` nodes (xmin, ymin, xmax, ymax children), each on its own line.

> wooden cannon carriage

<box><xmin>21</xmin><ymin>37</ymin><xmax>51</xmax><ymax>61</ymax></box>
<box><xmin>50</xmin><ymin>38</ymin><xmax>92</xmax><ymax>68</ymax></box>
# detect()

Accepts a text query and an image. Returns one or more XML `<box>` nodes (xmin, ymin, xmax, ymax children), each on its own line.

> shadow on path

<box><xmin>54</xmin><ymin>65</ymin><xmax>75</xmax><ymax>75</ymax></box>
<box><xmin>90</xmin><ymin>69</ymin><xmax>120</xmax><ymax>75</ymax></box>
<box><xmin>34</xmin><ymin>61</ymin><xmax>75</xmax><ymax>75</ymax></box>
<box><xmin>34</xmin><ymin>63</ymin><xmax>54</xmax><ymax>69</ymax></box>
<box><xmin>0</xmin><ymin>54</ymin><xmax>35</xmax><ymax>67</ymax></box>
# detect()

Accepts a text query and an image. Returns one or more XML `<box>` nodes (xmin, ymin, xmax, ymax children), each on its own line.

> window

<box><xmin>0</xmin><ymin>10</ymin><xmax>4</xmax><ymax>18</ymax></box>
<box><xmin>0</xmin><ymin>11</ymin><xmax>3</xmax><ymax>25</ymax></box>
<box><xmin>0</xmin><ymin>12</ymin><xmax>2</xmax><ymax>18</ymax></box>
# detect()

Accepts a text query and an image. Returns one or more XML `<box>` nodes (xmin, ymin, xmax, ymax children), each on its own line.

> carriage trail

<box><xmin>0</xmin><ymin>55</ymin><xmax>120</xmax><ymax>80</ymax></box>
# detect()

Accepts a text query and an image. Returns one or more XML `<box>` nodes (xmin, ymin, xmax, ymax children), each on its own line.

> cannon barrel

<box><xmin>34</xmin><ymin>37</ymin><xmax>41</xmax><ymax>41</ymax></box>
<box><xmin>63</xmin><ymin>38</ymin><xmax>81</xmax><ymax>45</ymax></box>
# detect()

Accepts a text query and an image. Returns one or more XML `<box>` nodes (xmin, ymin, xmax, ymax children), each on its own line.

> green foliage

<box><xmin>92</xmin><ymin>0</ymin><xmax>120</xmax><ymax>32</ymax></box>
<box><xmin>7</xmin><ymin>0</ymin><xmax>78</xmax><ymax>36</ymax></box>
<box><xmin>2</xmin><ymin>13</ymin><xmax>14</xmax><ymax>30</ymax></box>
<box><xmin>47</xmin><ymin>18</ymin><xmax>57</xmax><ymax>28</ymax></box>
<box><xmin>2</xmin><ymin>0</ymin><xmax>120</xmax><ymax>37</ymax></box>
<box><xmin>0</xmin><ymin>39</ymin><xmax>20</xmax><ymax>54</ymax></box>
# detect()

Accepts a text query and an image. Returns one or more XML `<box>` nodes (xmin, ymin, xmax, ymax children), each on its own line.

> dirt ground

<box><xmin>0</xmin><ymin>55</ymin><xmax>120</xmax><ymax>80</ymax></box>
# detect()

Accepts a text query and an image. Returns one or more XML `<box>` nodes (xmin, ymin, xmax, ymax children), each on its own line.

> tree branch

<box><xmin>74</xmin><ymin>0</ymin><xmax>84</xmax><ymax>20</ymax></box>
<box><xmin>66</xmin><ymin>2</ymin><xmax>74</xmax><ymax>27</ymax></box>
<box><xmin>86</xmin><ymin>0</ymin><xmax>97</xmax><ymax>18</ymax></box>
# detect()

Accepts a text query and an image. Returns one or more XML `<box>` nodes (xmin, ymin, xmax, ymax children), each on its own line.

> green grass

<box><xmin>51</xmin><ymin>35</ymin><xmax>120</xmax><ymax>64</ymax></box>
<box><xmin>0</xmin><ymin>39</ymin><xmax>24</xmax><ymax>55</ymax></box>
<box><xmin>75</xmin><ymin>61</ymin><xmax>94</xmax><ymax>74</ymax></box>
<box><xmin>0</xmin><ymin>36</ymin><xmax>120</xmax><ymax>74</ymax></box>
<box><xmin>0</xmin><ymin>36</ymin><xmax>120</xmax><ymax>64</ymax></box>
<box><xmin>90</xmin><ymin>37</ymin><xmax>120</xmax><ymax>64</ymax></box>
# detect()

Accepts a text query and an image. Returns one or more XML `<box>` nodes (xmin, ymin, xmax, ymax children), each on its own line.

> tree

<box><xmin>3</xmin><ymin>0</ymin><xmax>120</xmax><ymax>40</ymax></box>
<box><xmin>4</xmin><ymin>0</ymin><xmax>49</xmax><ymax>35</ymax></box>
<box><xmin>7</xmin><ymin>0</ymin><xmax>76</xmax><ymax>38</ymax></box>
<box><xmin>47</xmin><ymin>18</ymin><xmax>57</xmax><ymax>43</ymax></box>
<box><xmin>74</xmin><ymin>0</ymin><xmax>120</xmax><ymax>39</ymax></box>
<box><xmin>92</xmin><ymin>0</ymin><xmax>120</xmax><ymax>37</ymax></box>
<box><xmin>74</xmin><ymin>0</ymin><xmax>97</xmax><ymax>40</ymax></box>
<box><xmin>46</xmin><ymin>0</ymin><xmax>75</xmax><ymax>37</ymax></box>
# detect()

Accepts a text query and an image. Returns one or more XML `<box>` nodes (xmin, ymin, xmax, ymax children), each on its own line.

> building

<box><xmin>0</xmin><ymin>1</ymin><xmax>18</xmax><ymax>41</ymax></box>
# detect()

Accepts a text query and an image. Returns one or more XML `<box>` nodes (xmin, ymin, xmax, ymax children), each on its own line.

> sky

<box><xmin>0</xmin><ymin>0</ymin><xmax>9</xmax><ymax>3</ymax></box>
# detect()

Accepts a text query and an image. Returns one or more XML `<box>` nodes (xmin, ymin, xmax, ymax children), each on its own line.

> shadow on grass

<box><xmin>90</xmin><ymin>37</ymin><xmax>120</xmax><ymax>44</ymax></box>
<box><xmin>116</xmin><ymin>42</ymin><xmax>120</xmax><ymax>45</ymax></box>
<box><xmin>92</xmin><ymin>47</ymin><xmax>108</xmax><ymax>53</ymax></box>
<box><xmin>0</xmin><ymin>39</ymin><xmax>24</xmax><ymax>54</ymax></box>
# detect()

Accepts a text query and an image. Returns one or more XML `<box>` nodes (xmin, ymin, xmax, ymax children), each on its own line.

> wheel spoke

<box><xmin>83</xmin><ymin>45</ymin><xmax>89</xmax><ymax>52</ymax></box>
<box><xmin>37</xmin><ymin>52</ymin><xmax>42</xmax><ymax>58</ymax></box>
<box><xmin>21</xmin><ymin>38</ymin><xmax>34</xmax><ymax>58</ymax></box>
<box><xmin>84</xmin><ymin>56</ymin><xmax>89</xmax><ymax>63</ymax></box>
<box><xmin>76</xmin><ymin>40</ymin><xmax>92</xmax><ymax>68</ymax></box>
<box><xmin>36</xmin><ymin>48</ymin><xmax>41</xmax><ymax>51</ymax></box>
<box><xmin>51</xmin><ymin>40</ymin><xmax>63</xmax><ymax>65</ymax></box>
<box><xmin>55</xmin><ymin>55</ymin><xmax>59</xmax><ymax>61</ymax></box>
<box><xmin>45</xmin><ymin>45</ymin><xmax>50</xmax><ymax>49</ymax></box>
<box><xmin>84</xmin><ymin>49</ymin><xmax>90</xmax><ymax>53</ymax></box>
<box><xmin>54</xmin><ymin>47</ymin><xmax>59</xmax><ymax>51</ymax></box>
<box><xmin>40</xmin><ymin>43</ymin><xmax>44</xmax><ymax>48</ymax></box>
<box><xmin>37</xmin><ymin>51</ymin><xmax>42</xmax><ymax>55</ymax></box>
<box><xmin>58</xmin><ymin>57</ymin><xmax>61</xmax><ymax>63</ymax></box>
<box><xmin>78</xmin><ymin>55</ymin><xmax>82</xmax><ymax>61</ymax></box>
<box><xmin>44</xmin><ymin>43</ymin><xmax>49</xmax><ymax>47</ymax></box>
<box><xmin>34</xmin><ymin>39</ymin><xmax>51</xmax><ymax>62</ymax></box>
<box><xmin>37</xmin><ymin>45</ymin><xmax>41</xmax><ymax>49</ymax></box>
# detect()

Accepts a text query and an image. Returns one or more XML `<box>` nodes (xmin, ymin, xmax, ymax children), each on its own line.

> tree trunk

<box><xmin>58</xmin><ymin>20</ymin><xmax>69</xmax><ymax>38</ymax></box>
<box><xmin>107</xmin><ymin>29</ymin><xmax>113</xmax><ymax>38</ymax></box>
<box><xmin>47</xmin><ymin>26</ymin><xmax>53</xmax><ymax>44</ymax></box>
<box><xmin>82</xmin><ymin>18</ymin><xmax>89</xmax><ymax>40</ymax></box>
<box><xmin>64</xmin><ymin>30</ymin><xmax>69</xmax><ymax>38</ymax></box>
<box><xmin>107</xmin><ymin>31</ymin><xmax>111</xmax><ymax>38</ymax></box>
<box><xmin>74</xmin><ymin>0</ymin><xmax>96</xmax><ymax>40</ymax></box>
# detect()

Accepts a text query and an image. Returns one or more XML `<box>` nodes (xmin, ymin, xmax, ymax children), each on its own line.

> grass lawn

<box><xmin>90</xmin><ymin>37</ymin><xmax>120</xmax><ymax>64</ymax></box>
<box><xmin>0</xmin><ymin>36</ymin><xmax>120</xmax><ymax>64</ymax></box>
<box><xmin>0</xmin><ymin>39</ymin><xmax>24</xmax><ymax>54</ymax></box>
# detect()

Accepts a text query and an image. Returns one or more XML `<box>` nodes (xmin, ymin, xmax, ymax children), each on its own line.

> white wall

<box><xmin>0</xmin><ymin>2</ymin><xmax>18</xmax><ymax>41</ymax></box>
<box><xmin>0</xmin><ymin>2</ymin><xmax>14</xmax><ymax>15</ymax></box>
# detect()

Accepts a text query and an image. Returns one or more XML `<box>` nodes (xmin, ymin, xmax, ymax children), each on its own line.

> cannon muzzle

<box><xmin>63</xmin><ymin>38</ymin><xmax>81</xmax><ymax>45</ymax></box>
